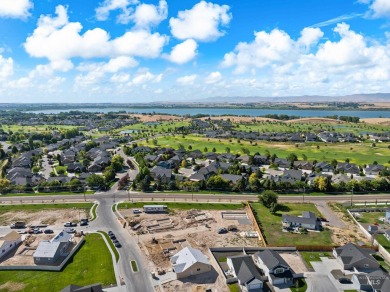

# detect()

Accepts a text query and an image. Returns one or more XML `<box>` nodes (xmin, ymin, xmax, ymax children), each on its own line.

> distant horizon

<box><xmin>1</xmin><ymin>1</ymin><xmax>390</xmax><ymax>102</ymax></box>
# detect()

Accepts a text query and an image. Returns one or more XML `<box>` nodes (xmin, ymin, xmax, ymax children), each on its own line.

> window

<box><xmin>197</xmin><ymin>268</ymin><xmax>201</xmax><ymax>271</ymax></box>
<box><xmin>364</xmin><ymin>264</ymin><xmax>369</xmax><ymax>268</ymax></box>
<box><xmin>275</xmin><ymin>268</ymin><xmax>284</xmax><ymax>274</ymax></box>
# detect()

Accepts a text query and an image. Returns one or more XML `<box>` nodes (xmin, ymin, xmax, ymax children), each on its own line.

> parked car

<box><xmin>339</xmin><ymin>278</ymin><xmax>352</xmax><ymax>284</ymax></box>
<box><xmin>33</xmin><ymin>228</ymin><xmax>42</xmax><ymax>234</ymax></box>
<box><xmin>115</xmin><ymin>242</ymin><xmax>122</xmax><ymax>248</ymax></box>
<box><xmin>108</xmin><ymin>231</ymin><xmax>113</xmax><ymax>236</ymax></box>
<box><xmin>80</xmin><ymin>220</ymin><xmax>88</xmax><ymax>226</ymax></box>
<box><xmin>132</xmin><ymin>209</ymin><xmax>142</xmax><ymax>214</ymax></box>
<box><xmin>64</xmin><ymin>222</ymin><xmax>77</xmax><ymax>227</ymax></box>
<box><xmin>113</xmin><ymin>239</ymin><xmax>119</xmax><ymax>244</ymax></box>
<box><xmin>44</xmin><ymin>229</ymin><xmax>54</xmax><ymax>234</ymax></box>
<box><xmin>64</xmin><ymin>228</ymin><xmax>76</xmax><ymax>233</ymax></box>
<box><xmin>217</xmin><ymin>228</ymin><xmax>228</xmax><ymax>234</ymax></box>
<box><xmin>110</xmin><ymin>235</ymin><xmax>116</xmax><ymax>240</ymax></box>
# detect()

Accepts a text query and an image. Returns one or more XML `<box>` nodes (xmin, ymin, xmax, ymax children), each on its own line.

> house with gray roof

<box><xmin>150</xmin><ymin>166</ymin><xmax>172</xmax><ymax>184</ymax></box>
<box><xmin>254</xmin><ymin>249</ymin><xmax>296</xmax><ymax>287</ymax></box>
<box><xmin>170</xmin><ymin>247</ymin><xmax>211</xmax><ymax>279</ymax></box>
<box><xmin>333</xmin><ymin>243</ymin><xmax>380</xmax><ymax>271</ymax></box>
<box><xmin>33</xmin><ymin>231</ymin><xmax>74</xmax><ymax>265</ymax></box>
<box><xmin>352</xmin><ymin>270</ymin><xmax>390</xmax><ymax>292</ymax></box>
<box><xmin>227</xmin><ymin>255</ymin><xmax>264</xmax><ymax>292</ymax></box>
<box><xmin>282</xmin><ymin>211</ymin><xmax>321</xmax><ymax>231</ymax></box>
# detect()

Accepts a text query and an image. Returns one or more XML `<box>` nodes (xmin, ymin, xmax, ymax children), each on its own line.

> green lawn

<box><xmin>55</xmin><ymin>165</ymin><xmax>68</xmax><ymax>175</ymax></box>
<box><xmin>290</xmin><ymin>278</ymin><xmax>307</xmax><ymax>292</ymax></box>
<box><xmin>356</xmin><ymin>212</ymin><xmax>385</xmax><ymax>224</ymax></box>
<box><xmin>99</xmin><ymin>231</ymin><xmax>120</xmax><ymax>263</ymax></box>
<box><xmin>376</xmin><ymin>235</ymin><xmax>390</xmax><ymax>253</ymax></box>
<box><xmin>373</xmin><ymin>254</ymin><xmax>390</xmax><ymax>272</ymax></box>
<box><xmin>300</xmin><ymin>252</ymin><xmax>330</xmax><ymax>269</ymax></box>
<box><xmin>251</xmin><ymin>203</ymin><xmax>333</xmax><ymax>246</ymax></box>
<box><xmin>139</xmin><ymin>134</ymin><xmax>390</xmax><ymax>166</ymax></box>
<box><xmin>1</xmin><ymin>191</ymin><xmax>95</xmax><ymax>197</ymax></box>
<box><xmin>118</xmin><ymin>202</ymin><xmax>245</xmax><ymax>210</ymax></box>
<box><xmin>131</xmin><ymin>261</ymin><xmax>138</xmax><ymax>272</ymax></box>
<box><xmin>0</xmin><ymin>234</ymin><xmax>116</xmax><ymax>292</ymax></box>
<box><xmin>228</xmin><ymin>283</ymin><xmax>240</xmax><ymax>292</ymax></box>
<box><xmin>90</xmin><ymin>204</ymin><xmax>98</xmax><ymax>221</ymax></box>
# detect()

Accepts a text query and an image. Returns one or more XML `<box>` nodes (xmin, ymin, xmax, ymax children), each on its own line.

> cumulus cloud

<box><xmin>220</xmin><ymin>22</ymin><xmax>390</xmax><ymax>96</ymax></box>
<box><xmin>0</xmin><ymin>0</ymin><xmax>33</xmax><ymax>19</ymax></box>
<box><xmin>177</xmin><ymin>74</ymin><xmax>197</xmax><ymax>85</ymax></box>
<box><xmin>369</xmin><ymin>0</ymin><xmax>390</xmax><ymax>18</ymax></box>
<box><xmin>165</xmin><ymin>39</ymin><xmax>198</xmax><ymax>64</ymax></box>
<box><xmin>131</xmin><ymin>0</ymin><xmax>167</xmax><ymax>28</ymax></box>
<box><xmin>95</xmin><ymin>0</ymin><xmax>137</xmax><ymax>23</ymax></box>
<box><xmin>222</xmin><ymin>28</ymin><xmax>296</xmax><ymax>73</ymax></box>
<box><xmin>204</xmin><ymin>71</ymin><xmax>222</xmax><ymax>84</ymax></box>
<box><xmin>132</xmin><ymin>71</ymin><xmax>162</xmax><ymax>85</ymax></box>
<box><xmin>0</xmin><ymin>55</ymin><xmax>13</xmax><ymax>79</ymax></box>
<box><xmin>170</xmin><ymin>1</ymin><xmax>231</xmax><ymax>41</ymax></box>
<box><xmin>298</xmin><ymin>27</ymin><xmax>324</xmax><ymax>48</ymax></box>
<box><xmin>96</xmin><ymin>0</ymin><xmax>167</xmax><ymax>27</ymax></box>
<box><xmin>24</xmin><ymin>5</ymin><xmax>168</xmax><ymax>65</ymax></box>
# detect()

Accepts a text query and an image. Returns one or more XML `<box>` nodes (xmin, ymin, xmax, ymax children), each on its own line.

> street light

<box><xmin>303</xmin><ymin>186</ymin><xmax>305</xmax><ymax>203</ymax></box>
<box><xmin>351</xmin><ymin>186</ymin><xmax>354</xmax><ymax>206</ymax></box>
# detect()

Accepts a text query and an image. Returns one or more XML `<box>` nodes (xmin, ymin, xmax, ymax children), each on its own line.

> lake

<box><xmin>28</xmin><ymin>107</ymin><xmax>390</xmax><ymax>118</ymax></box>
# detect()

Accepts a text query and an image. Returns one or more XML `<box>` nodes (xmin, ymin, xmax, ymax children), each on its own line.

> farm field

<box><xmin>139</xmin><ymin>134</ymin><xmax>390</xmax><ymax>166</ymax></box>
<box><xmin>0</xmin><ymin>233</ymin><xmax>116</xmax><ymax>292</ymax></box>
<box><xmin>250</xmin><ymin>202</ymin><xmax>333</xmax><ymax>246</ymax></box>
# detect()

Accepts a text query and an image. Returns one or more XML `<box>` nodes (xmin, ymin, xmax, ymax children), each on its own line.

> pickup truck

<box><xmin>10</xmin><ymin>222</ymin><xmax>26</xmax><ymax>229</ymax></box>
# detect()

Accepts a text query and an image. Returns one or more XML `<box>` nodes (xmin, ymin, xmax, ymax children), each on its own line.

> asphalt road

<box><xmin>1</xmin><ymin>192</ymin><xmax>390</xmax><ymax>204</ymax></box>
<box><xmin>91</xmin><ymin>198</ymin><xmax>154</xmax><ymax>292</ymax></box>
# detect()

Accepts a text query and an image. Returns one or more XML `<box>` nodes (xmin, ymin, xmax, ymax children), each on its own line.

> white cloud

<box><xmin>24</xmin><ymin>5</ymin><xmax>168</xmax><ymax>63</ymax></box>
<box><xmin>132</xmin><ymin>71</ymin><xmax>162</xmax><ymax>85</ymax></box>
<box><xmin>96</xmin><ymin>0</ymin><xmax>167</xmax><ymax>27</ymax></box>
<box><xmin>298</xmin><ymin>27</ymin><xmax>324</xmax><ymax>48</ymax></box>
<box><xmin>0</xmin><ymin>0</ymin><xmax>33</xmax><ymax>19</ymax></box>
<box><xmin>111</xmin><ymin>73</ymin><xmax>130</xmax><ymax>83</ymax></box>
<box><xmin>370</xmin><ymin>0</ymin><xmax>390</xmax><ymax>18</ymax></box>
<box><xmin>169</xmin><ymin>1</ymin><xmax>231</xmax><ymax>41</ymax></box>
<box><xmin>0</xmin><ymin>55</ymin><xmax>13</xmax><ymax>79</ymax></box>
<box><xmin>204</xmin><ymin>71</ymin><xmax>222</xmax><ymax>84</ymax></box>
<box><xmin>131</xmin><ymin>0</ymin><xmax>167</xmax><ymax>28</ymax></box>
<box><xmin>165</xmin><ymin>39</ymin><xmax>198</xmax><ymax>64</ymax></box>
<box><xmin>95</xmin><ymin>0</ymin><xmax>138</xmax><ymax>23</ymax></box>
<box><xmin>222</xmin><ymin>28</ymin><xmax>296</xmax><ymax>73</ymax></box>
<box><xmin>177</xmin><ymin>74</ymin><xmax>197</xmax><ymax>85</ymax></box>
<box><xmin>220</xmin><ymin>22</ymin><xmax>390</xmax><ymax>96</ymax></box>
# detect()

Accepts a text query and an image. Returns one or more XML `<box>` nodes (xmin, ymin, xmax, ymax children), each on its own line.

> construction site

<box><xmin>120</xmin><ymin>208</ymin><xmax>262</xmax><ymax>274</ymax></box>
<box><xmin>0</xmin><ymin>231</ymin><xmax>84</xmax><ymax>267</ymax></box>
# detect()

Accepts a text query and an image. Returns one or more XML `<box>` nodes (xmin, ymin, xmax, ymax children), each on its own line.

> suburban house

<box><xmin>33</xmin><ymin>231</ymin><xmax>74</xmax><ymax>265</ymax></box>
<box><xmin>293</xmin><ymin>161</ymin><xmax>313</xmax><ymax>171</ymax></box>
<box><xmin>0</xmin><ymin>231</ymin><xmax>22</xmax><ymax>260</ymax></box>
<box><xmin>364</xmin><ymin>164</ymin><xmax>384</xmax><ymax>178</ymax></box>
<box><xmin>254</xmin><ymin>249</ymin><xmax>296</xmax><ymax>287</ymax></box>
<box><xmin>386</xmin><ymin>209</ymin><xmax>390</xmax><ymax>224</ymax></box>
<box><xmin>150</xmin><ymin>166</ymin><xmax>172</xmax><ymax>184</ymax></box>
<box><xmin>227</xmin><ymin>255</ymin><xmax>264</xmax><ymax>292</ymax></box>
<box><xmin>314</xmin><ymin>161</ymin><xmax>334</xmax><ymax>173</ymax></box>
<box><xmin>170</xmin><ymin>247</ymin><xmax>212</xmax><ymax>279</ymax></box>
<box><xmin>143</xmin><ymin>205</ymin><xmax>167</xmax><ymax>213</ymax></box>
<box><xmin>282</xmin><ymin>211</ymin><xmax>321</xmax><ymax>231</ymax></box>
<box><xmin>60</xmin><ymin>283</ymin><xmax>104</xmax><ymax>292</ymax></box>
<box><xmin>352</xmin><ymin>270</ymin><xmax>390</xmax><ymax>292</ymax></box>
<box><xmin>333</xmin><ymin>243</ymin><xmax>380</xmax><ymax>271</ymax></box>
<box><xmin>336</xmin><ymin>162</ymin><xmax>360</xmax><ymax>175</ymax></box>
<box><xmin>384</xmin><ymin>230</ymin><xmax>390</xmax><ymax>241</ymax></box>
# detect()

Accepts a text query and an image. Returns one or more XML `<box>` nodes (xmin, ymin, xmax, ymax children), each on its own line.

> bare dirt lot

<box><xmin>281</xmin><ymin>252</ymin><xmax>308</xmax><ymax>273</ymax></box>
<box><xmin>130</xmin><ymin>114</ymin><xmax>187</xmax><ymax>123</ymax></box>
<box><xmin>327</xmin><ymin>203</ymin><xmax>369</xmax><ymax>246</ymax></box>
<box><xmin>120</xmin><ymin>208</ymin><xmax>261</xmax><ymax>292</ymax></box>
<box><xmin>0</xmin><ymin>209</ymin><xmax>89</xmax><ymax>226</ymax></box>
<box><xmin>361</xmin><ymin>118</ymin><xmax>390</xmax><ymax>125</ymax></box>
<box><xmin>201</xmin><ymin>116</ymin><xmax>278</xmax><ymax>123</ymax></box>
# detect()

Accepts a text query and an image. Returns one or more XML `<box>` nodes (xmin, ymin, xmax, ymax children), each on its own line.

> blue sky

<box><xmin>0</xmin><ymin>0</ymin><xmax>390</xmax><ymax>102</ymax></box>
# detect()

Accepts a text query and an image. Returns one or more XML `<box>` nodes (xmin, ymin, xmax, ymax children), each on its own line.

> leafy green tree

<box><xmin>111</xmin><ymin>155</ymin><xmax>124</xmax><ymax>172</ymax></box>
<box><xmin>259</xmin><ymin>190</ymin><xmax>278</xmax><ymax>208</ymax></box>
<box><xmin>86</xmin><ymin>174</ymin><xmax>106</xmax><ymax>189</ymax></box>
<box><xmin>103</xmin><ymin>166</ymin><xmax>116</xmax><ymax>182</ymax></box>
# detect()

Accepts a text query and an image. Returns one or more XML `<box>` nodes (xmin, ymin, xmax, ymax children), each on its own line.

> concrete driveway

<box><xmin>315</xmin><ymin>201</ymin><xmax>346</xmax><ymax>228</ymax></box>
<box><xmin>309</xmin><ymin>258</ymin><xmax>356</xmax><ymax>291</ymax></box>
